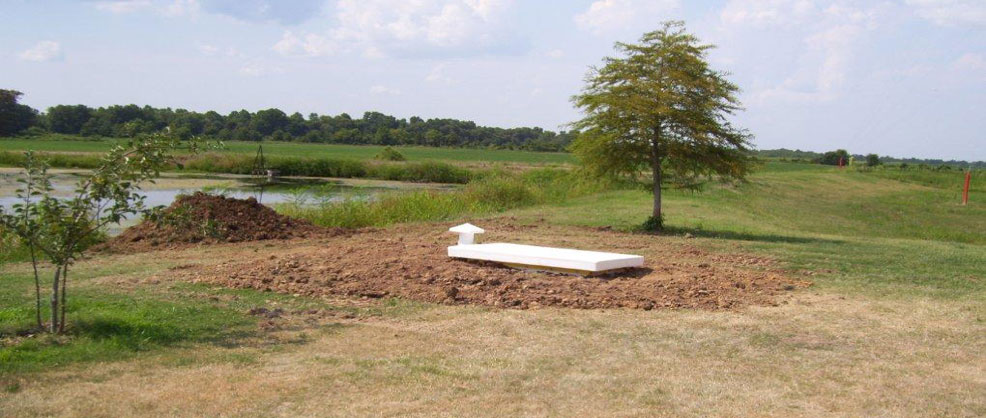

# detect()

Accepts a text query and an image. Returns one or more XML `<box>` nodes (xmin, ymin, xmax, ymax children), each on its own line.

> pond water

<box><xmin>0</xmin><ymin>170</ymin><xmax>455</xmax><ymax>233</ymax></box>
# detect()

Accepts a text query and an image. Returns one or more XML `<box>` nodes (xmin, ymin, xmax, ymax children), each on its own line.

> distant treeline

<box><xmin>0</xmin><ymin>90</ymin><xmax>574</xmax><ymax>152</ymax></box>
<box><xmin>758</xmin><ymin>148</ymin><xmax>985</xmax><ymax>169</ymax></box>
<box><xmin>3</xmin><ymin>89</ymin><xmax>982</xmax><ymax>165</ymax></box>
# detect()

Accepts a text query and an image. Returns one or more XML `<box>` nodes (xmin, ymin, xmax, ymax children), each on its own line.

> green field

<box><xmin>0</xmin><ymin>136</ymin><xmax>575</xmax><ymax>165</ymax></box>
<box><xmin>2</xmin><ymin>154</ymin><xmax>984</xmax><ymax>415</ymax></box>
<box><xmin>514</xmin><ymin>163</ymin><xmax>985</xmax><ymax>297</ymax></box>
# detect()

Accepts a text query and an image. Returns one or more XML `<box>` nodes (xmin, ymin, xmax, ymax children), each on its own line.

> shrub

<box><xmin>640</xmin><ymin>215</ymin><xmax>664</xmax><ymax>232</ymax></box>
<box><xmin>865</xmin><ymin>154</ymin><xmax>880</xmax><ymax>167</ymax></box>
<box><xmin>368</xmin><ymin>161</ymin><xmax>473</xmax><ymax>184</ymax></box>
<box><xmin>815</xmin><ymin>149</ymin><xmax>850</xmax><ymax>166</ymax></box>
<box><xmin>375</xmin><ymin>146</ymin><xmax>406</xmax><ymax>161</ymax></box>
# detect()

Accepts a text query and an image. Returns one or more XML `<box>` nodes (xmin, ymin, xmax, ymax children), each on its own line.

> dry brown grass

<box><xmin>3</xmin><ymin>290</ymin><xmax>984</xmax><ymax>417</ymax></box>
<box><xmin>3</xmin><ymin>223</ymin><xmax>984</xmax><ymax>417</ymax></box>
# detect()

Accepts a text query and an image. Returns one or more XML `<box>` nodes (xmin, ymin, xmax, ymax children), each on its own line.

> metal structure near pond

<box><xmin>250</xmin><ymin>144</ymin><xmax>278</xmax><ymax>203</ymax></box>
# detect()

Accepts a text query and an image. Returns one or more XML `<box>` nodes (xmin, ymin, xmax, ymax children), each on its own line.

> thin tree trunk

<box><xmin>49</xmin><ymin>266</ymin><xmax>62</xmax><ymax>334</ymax></box>
<box><xmin>30</xmin><ymin>246</ymin><xmax>43</xmax><ymax>330</ymax></box>
<box><xmin>59</xmin><ymin>265</ymin><xmax>68</xmax><ymax>333</ymax></box>
<box><xmin>652</xmin><ymin>162</ymin><xmax>662</xmax><ymax>221</ymax></box>
<box><xmin>650</xmin><ymin>126</ymin><xmax>663</xmax><ymax>228</ymax></box>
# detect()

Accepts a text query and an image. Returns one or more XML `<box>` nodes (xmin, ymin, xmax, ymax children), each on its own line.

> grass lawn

<box><xmin>0</xmin><ymin>135</ymin><xmax>575</xmax><ymax>165</ymax></box>
<box><xmin>1</xmin><ymin>161</ymin><xmax>983</xmax><ymax>415</ymax></box>
<box><xmin>514</xmin><ymin>163</ymin><xmax>985</xmax><ymax>298</ymax></box>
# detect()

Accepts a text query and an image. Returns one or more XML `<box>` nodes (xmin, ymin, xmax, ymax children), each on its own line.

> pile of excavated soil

<box><xmin>103</xmin><ymin>192</ymin><xmax>335</xmax><ymax>253</ymax></box>
<box><xmin>172</xmin><ymin>220</ymin><xmax>810</xmax><ymax>310</ymax></box>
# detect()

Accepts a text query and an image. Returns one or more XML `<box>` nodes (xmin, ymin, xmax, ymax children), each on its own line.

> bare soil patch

<box><xmin>101</xmin><ymin>192</ymin><xmax>343</xmax><ymax>253</ymax></box>
<box><xmin>171</xmin><ymin>219</ymin><xmax>809</xmax><ymax>310</ymax></box>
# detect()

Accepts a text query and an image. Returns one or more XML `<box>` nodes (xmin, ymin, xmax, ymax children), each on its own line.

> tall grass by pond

<box><xmin>0</xmin><ymin>136</ymin><xmax>576</xmax><ymax>164</ymax></box>
<box><xmin>0</xmin><ymin>151</ymin><xmax>104</xmax><ymax>170</ymax></box>
<box><xmin>1</xmin><ymin>151</ymin><xmax>477</xmax><ymax>184</ymax></box>
<box><xmin>277</xmin><ymin>169</ymin><xmax>613</xmax><ymax>228</ymax></box>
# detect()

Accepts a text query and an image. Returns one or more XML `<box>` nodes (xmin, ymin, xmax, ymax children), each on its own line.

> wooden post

<box><xmin>963</xmin><ymin>170</ymin><xmax>971</xmax><ymax>205</ymax></box>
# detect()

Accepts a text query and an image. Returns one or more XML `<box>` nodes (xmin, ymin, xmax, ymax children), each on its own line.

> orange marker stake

<box><xmin>963</xmin><ymin>171</ymin><xmax>971</xmax><ymax>205</ymax></box>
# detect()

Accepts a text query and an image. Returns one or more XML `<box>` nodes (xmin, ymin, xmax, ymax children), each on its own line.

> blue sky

<box><xmin>2</xmin><ymin>0</ymin><xmax>984</xmax><ymax>160</ymax></box>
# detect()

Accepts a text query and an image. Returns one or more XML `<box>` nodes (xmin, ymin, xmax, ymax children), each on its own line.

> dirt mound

<box><xmin>103</xmin><ymin>192</ymin><xmax>332</xmax><ymax>252</ymax></box>
<box><xmin>173</xmin><ymin>221</ymin><xmax>810</xmax><ymax>310</ymax></box>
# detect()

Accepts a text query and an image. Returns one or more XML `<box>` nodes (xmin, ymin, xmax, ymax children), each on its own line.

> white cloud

<box><xmin>324</xmin><ymin>0</ymin><xmax>517</xmax><ymax>57</ymax></box>
<box><xmin>425</xmin><ymin>63</ymin><xmax>456</xmax><ymax>84</ymax></box>
<box><xmin>574</xmin><ymin>0</ymin><xmax>679</xmax><ymax>34</ymax></box>
<box><xmin>197</xmin><ymin>43</ymin><xmax>244</xmax><ymax>58</ymax></box>
<box><xmin>267</xmin><ymin>0</ymin><xmax>518</xmax><ymax>59</ymax></box>
<box><xmin>906</xmin><ymin>0</ymin><xmax>986</xmax><ymax>26</ymax></box>
<box><xmin>954</xmin><ymin>52</ymin><xmax>986</xmax><ymax>71</ymax></box>
<box><xmin>753</xmin><ymin>22</ymin><xmax>863</xmax><ymax>104</ymax></box>
<box><xmin>369</xmin><ymin>85</ymin><xmax>402</xmax><ymax>95</ymax></box>
<box><xmin>723</xmin><ymin>1</ymin><xmax>890</xmax><ymax>105</ymax></box>
<box><xmin>94</xmin><ymin>0</ymin><xmax>152</xmax><ymax>14</ymax></box>
<box><xmin>161</xmin><ymin>0</ymin><xmax>199</xmax><ymax>16</ymax></box>
<box><xmin>238</xmin><ymin>62</ymin><xmax>283</xmax><ymax>77</ymax></box>
<box><xmin>18</xmin><ymin>41</ymin><xmax>63</xmax><ymax>62</ymax></box>
<box><xmin>272</xmin><ymin>31</ymin><xmax>337</xmax><ymax>57</ymax></box>
<box><xmin>720</xmin><ymin>0</ymin><xmax>815</xmax><ymax>27</ymax></box>
<box><xmin>94</xmin><ymin>0</ymin><xmax>199</xmax><ymax>17</ymax></box>
<box><xmin>806</xmin><ymin>24</ymin><xmax>860</xmax><ymax>93</ymax></box>
<box><xmin>546</xmin><ymin>49</ymin><xmax>564</xmax><ymax>59</ymax></box>
<box><xmin>196</xmin><ymin>43</ymin><xmax>219</xmax><ymax>55</ymax></box>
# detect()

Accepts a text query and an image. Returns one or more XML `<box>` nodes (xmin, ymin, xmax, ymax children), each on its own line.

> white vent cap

<box><xmin>449</xmin><ymin>223</ymin><xmax>485</xmax><ymax>245</ymax></box>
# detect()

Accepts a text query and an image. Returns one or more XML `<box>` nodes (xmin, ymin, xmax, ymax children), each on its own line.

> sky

<box><xmin>2</xmin><ymin>0</ymin><xmax>985</xmax><ymax>160</ymax></box>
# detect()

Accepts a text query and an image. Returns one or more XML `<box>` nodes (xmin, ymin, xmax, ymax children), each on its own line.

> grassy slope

<box><xmin>514</xmin><ymin>162</ymin><xmax>985</xmax><ymax>298</ymax></box>
<box><xmin>0</xmin><ymin>136</ymin><xmax>574</xmax><ymax>165</ymax></box>
<box><xmin>1</xmin><ymin>160</ymin><xmax>984</xmax><ymax>414</ymax></box>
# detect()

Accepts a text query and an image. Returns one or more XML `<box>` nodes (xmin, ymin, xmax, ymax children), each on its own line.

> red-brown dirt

<box><xmin>101</xmin><ymin>192</ymin><xmax>341</xmax><ymax>253</ymax></box>
<box><xmin>169</xmin><ymin>219</ymin><xmax>810</xmax><ymax>310</ymax></box>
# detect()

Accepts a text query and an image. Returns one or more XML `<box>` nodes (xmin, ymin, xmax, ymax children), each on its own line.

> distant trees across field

<box><xmin>8</xmin><ymin>101</ymin><xmax>575</xmax><ymax>152</ymax></box>
<box><xmin>760</xmin><ymin>148</ymin><xmax>984</xmax><ymax>169</ymax></box>
<box><xmin>1</xmin><ymin>91</ymin><xmax>982</xmax><ymax>167</ymax></box>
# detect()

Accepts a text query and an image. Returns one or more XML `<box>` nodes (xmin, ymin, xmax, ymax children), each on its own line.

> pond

<box><xmin>0</xmin><ymin>169</ymin><xmax>457</xmax><ymax>234</ymax></box>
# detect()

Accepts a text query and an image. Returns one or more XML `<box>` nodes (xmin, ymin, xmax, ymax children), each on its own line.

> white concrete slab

<box><xmin>448</xmin><ymin>243</ymin><xmax>644</xmax><ymax>273</ymax></box>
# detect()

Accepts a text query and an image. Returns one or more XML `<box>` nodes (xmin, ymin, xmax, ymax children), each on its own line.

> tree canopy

<box><xmin>20</xmin><ymin>103</ymin><xmax>575</xmax><ymax>151</ymax></box>
<box><xmin>571</xmin><ymin>21</ymin><xmax>753</xmax><ymax>229</ymax></box>
<box><xmin>0</xmin><ymin>89</ymin><xmax>39</xmax><ymax>136</ymax></box>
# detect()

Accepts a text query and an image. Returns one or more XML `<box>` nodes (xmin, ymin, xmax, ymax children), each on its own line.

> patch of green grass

<box><xmin>0</xmin><ymin>281</ymin><xmax>257</xmax><ymax>374</ymax></box>
<box><xmin>511</xmin><ymin>163</ymin><xmax>986</xmax><ymax>299</ymax></box>
<box><xmin>859</xmin><ymin>165</ymin><xmax>983</xmax><ymax>193</ymax></box>
<box><xmin>530</xmin><ymin>165</ymin><xmax>984</xmax><ymax>244</ymax></box>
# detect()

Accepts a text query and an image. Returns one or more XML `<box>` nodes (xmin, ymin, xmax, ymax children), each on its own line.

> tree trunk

<box><xmin>650</xmin><ymin>126</ymin><xmax>663</xmax><ymax>229</ymax></box>
<box><xmin>59</xmin><ymin>265</ymin><xmax>68</xmax><ymax>333</ymax></box>
<box><xmin>30</xmin><ymin>246</ymin><xmax>42</xmax><ymax>329</ymax></box>
<box><xmin>49</xmin><ymin>266</ymin><xmax>62</xmax><ymax>333</ymax></box>
<box><xmin>652</xmin><ymin>162</ymin><xmax>662</xmax><ymax>221</ymax></box>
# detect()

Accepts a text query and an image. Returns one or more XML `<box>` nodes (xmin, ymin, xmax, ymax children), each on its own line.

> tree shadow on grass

<box><xmin>656</xmin><ymin>226</ymin><xmax>844</xmax><ymax>245</ymax></box>
<box><xmin>0</xmin><ymin>316</ymin><xmax>258</xmax><ymax>375</ymax></box>
<box><xmin>71</xmin><ymin>316</ymin><xmax>255</xmax><ymax>350</ymax></box>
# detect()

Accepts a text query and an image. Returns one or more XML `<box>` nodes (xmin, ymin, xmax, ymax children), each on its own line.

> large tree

<box><xmin>571</xmin><ymin>21</ymin><xmax>753</xmax><ymax>230</ymax></box>
<box><xmin>47</xmin><ymin>104</ymin><xmax>93</xmax><ymax>134</ymax></box>
<box><xmin>0</xmin><ymin>89</ymin><xmax>39</xmax><ymax>136</ymax></box>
